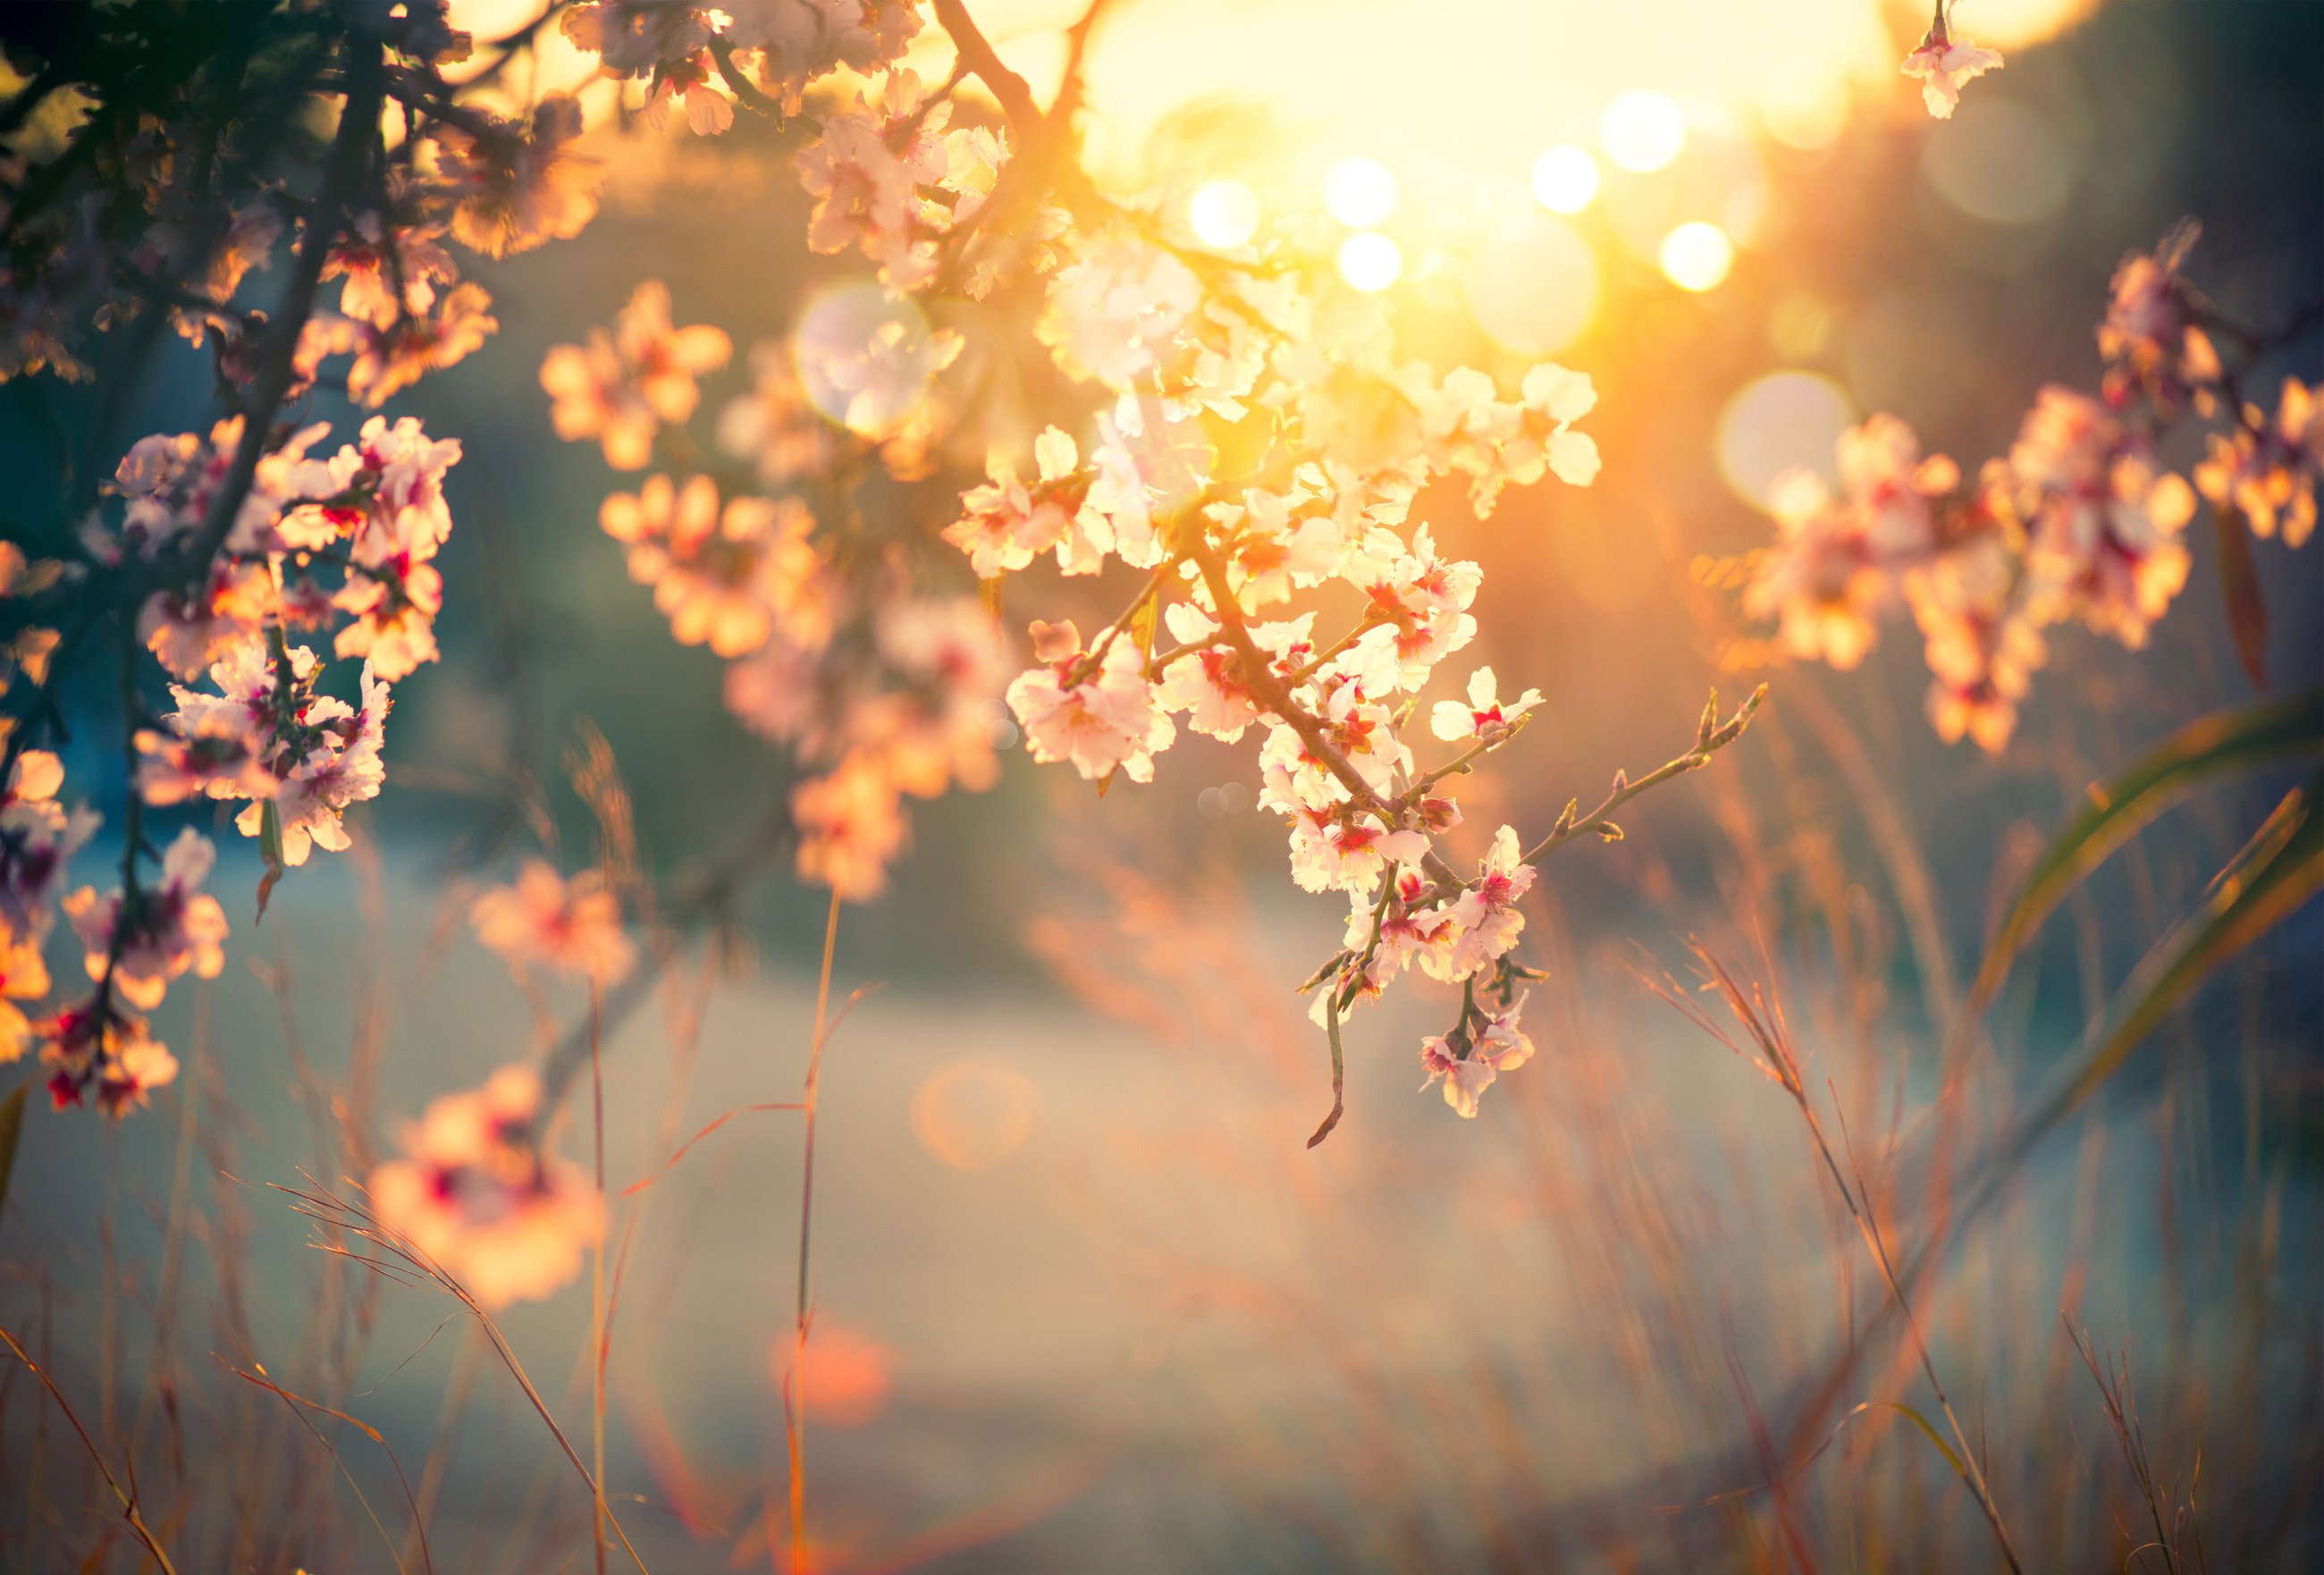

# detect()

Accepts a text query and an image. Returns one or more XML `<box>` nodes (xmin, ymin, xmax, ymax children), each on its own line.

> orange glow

<box><xmin>913</xmin><ymin>1057</ymin><xmax>1040</xmax><ymax>1171</ymax></box>
<box><xmin>774</xmin><ymin>1320</ymin><xmax>896</xmax><ymax>1428</ymax></box>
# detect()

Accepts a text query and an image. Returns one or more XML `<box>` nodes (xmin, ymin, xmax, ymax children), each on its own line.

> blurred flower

<box><xmin>2195</xmin><ymin>378</ymin><xmax>2322</xmax><ymax>548</ymax></box>
<box><xmin>62</xmin><ymin>828</ymin><xmax>229</xmax><ymax>1012</ymax></box>
<box><xmin>370</xmin><ymin>1065</ymin><xmax>600</xmax><ymax>1310</ymax></box>
<box><xmin>1907</xmin><ymin>536</ymin><xmax>2046</xmax><ymax>754</ymax></box>
<box><xmin>433</xmin><ymin>97</ymin><xmax>602</xmax><ymax>259</ymax></box>
<box><xmin>602</xmin><ymin>476</ymin><xmax>832</xmax><ymax>656</ymax></box>
<box><xmin>472</xmin><ymin>860</ymin><xmax>636</xmax><ymax>987</ymax></box>
<box><xmin>791</xmin><ymin>755</ymin><xmax>907</xmax><ymax>900</ymax></box>
<box><xmin>2006</xmin><ymin>388</ymin><xmax>2195</xmax><ymax>647</ymax></box>
<box><xmin>2098</xmin><ymin>229</ymin><xmax>2220</xmax><ymax>417</ymax></box>
<box><xmin>543</xmin><ymin>281</ymin><xmax>729</xmax><ymax>469</ymax></box>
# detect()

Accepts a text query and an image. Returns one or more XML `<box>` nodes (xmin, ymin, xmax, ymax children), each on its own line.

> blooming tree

<box><xmin>0</xmin><ymin>0</ymin><xmax>1827</xmax><ymax>1225</ymax></box>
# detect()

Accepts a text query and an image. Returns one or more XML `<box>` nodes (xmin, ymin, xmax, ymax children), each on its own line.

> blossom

<box><xmin>643</xmin><ymin>53</ymin><xmax>737</xmax><ymax>135</ymax></box>
<box><xmin>61</xmin><ymin>828</ymin><xmax>229</xmax><ymax>1012</ymax></box>
<box><xmin>0</xmin><ymin>931</ymin><xmax>48</xmax><ymax>1064</ymax></box>
<box><xmin>542</xmin><ymin>281</ymin><xmax>728</xmax><ymax>468</ymax></box>
<box><xmin>1352</xmin><ymin>526</ymin><xmax>1482</xmax><ymax>691</ymax></box>
<box><xmin>1338</xmin><ymin>868</ymin><xmax>1458</xmax><ymax>994</ymax></box>
<box><xmin>38</xmin><ymin>1002</ymin><xmax>179</xmax><ymax>1116</ymax></box>
<box><xmin>602</xmin><ymin>476</ymin><xmax>831</xmax><ymax>656</ymax></box>
<box><xmin>434</xmin><ymin>97</ymin><xmax>602</xmax><ymax>258</ymax></box>
<box><xmin>725</xmin><ymin>0</ymin><xmax>920</xmax><ymax>113</ymax></box>
<box><xmin>323</xmin><ymin>213</ymin><xmax>459</xmax><ymax>329</ymax></box>
<box><xmin>1442</xmin><ymin>824</ymin><xmax>1534</xmax><ymax>980</ymax></box>
<box><xmin>229</xmin><ymin>662</ymin><xmax>392</xmax><ymax>865</ymax></box>
<box><xmin>1418</xmin><ymin>992</ymin><xmax>1535</xmax><ymax>1118</ymax></box>
<box><xmin>1744</xmin><ymin>468</ymin><xmax>1888</xmax><ymax>669</ymax></box>
<box><xmin>792</xmin><ymin>72</ymin><xmax>977</xmax><ymax>291</ymax></box>
<box><xmin>1900</xmin><ymin>24</ymin><xmax>2002</xmax><ymax>119</ymax></box>
<box><xmin>342</xmin><ymin>281</ymin><xmax>500</xmax><ymax>406</ymax></box>
<box><xmin>1007</xmin><ymin>636</ymin><xmax>1177</xmax><ymax>785</ymax></box>
<box><xmin>792</xmin><ymin>755</ymin><xmax>907</xmax><ymax>900</ymax></box>
<box><xmin>2006</xmin><ymin>388</ymin><xmax>2196</xmax><ymax>646</ymax></box>
<box><xmin>1285</xmin><ymin>805</ymin><xmax>1429</xmax><ymax>896</ymax></box>
<box><xmin>2098</xmin><ymin>230</ymin><xmax>2220</xmax><ymax>415</ymax></box>
<box><xmin>614</xmin><ymin>281</ymin><xmax>732</xmax><ymax>425</ymax></box>
<box><xmin>1037</xmin><ymin>232</ymin><xmax>1201</xmax><ymax>390</ymax></box>
<box><xmin>139</xmin><ymin>558</ymin><xmax>278</xmax><ymax>680</ymax></box>
<box><xmin>1154</xmin><ymin>603</ymin><xmax>1276</xmax><ymax>744</ymax></box>
<box><xmin>369</xmin><ymin>1065</ymin><xmax>600</xmax><ymax>1309</ymax></box>
<box><xmin>1906</xmin><ymin>537</ymin><xmax>2046</xmax><ymax>753</ymax></box>
<box><xmin>562</xmin><ymin>0</ymin><xmax>713</xmax><ymax>76</ymax></box>
<box><xmin>1</xmin><ymin>750</ymin><xmax>98</xmax><ymax>944</ymax></box>
<box><xmin>944</xmin><ymin>428</ymin><xmax>1100</xmax><ymax>577</ymax></box>
<box><xmin>1837</xmin><ymin>413</ymin><xmax>1955</xmax><ymax>560</ymax></box>
<box><xmin>472</xmin><ymin>860</ymin><xmax>636</xmax><ymax>985</ymax></box>
<box><xmin>2194</xmin><ymin>379</ymin><xmax>2322</xmax><ymax>548</ymax></box>
<box><xmin>1429</xmin><ymin>666</ymin><xmax>1543</xmax><ymax>743</ymax></box>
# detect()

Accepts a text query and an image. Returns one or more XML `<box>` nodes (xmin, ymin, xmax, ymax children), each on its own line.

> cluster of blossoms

<box><xmin>539</xmin><ymin>0</ymin><xmax>1768</xmax><ymax>1131</ymax></box>
<box><xmin>545</xmin><ymin>281</ymin><xmax>1012</xmax><ymax>901</ymax></box>
<box><xmin>1739</xmin><ymin>229</ymin><xmax>2320</xmax><ymax>752</ymax></box>
<box><xmin>0</xmin><ymin>2</ymin><xmax>620</xmax><ymax>1116</ymax></box>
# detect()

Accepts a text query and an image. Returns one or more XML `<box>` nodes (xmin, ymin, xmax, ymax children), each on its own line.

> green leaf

<box><xmin>0</xmin><ymin>1080</ymin><xmax>29</xmax><ymax>1221</ymax></box>
<box><xmin>1966</xmin><ymin>687</ymin><xmax>2324</xmax><ymax>1028</ymax></box>
<box><xmin>2004</xmin><ymin>771</ymin><xmax>2324</xmax><ymax>1166</ymax></box>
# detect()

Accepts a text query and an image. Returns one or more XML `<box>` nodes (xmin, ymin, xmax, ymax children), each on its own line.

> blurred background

<box><xmin>8</xmin><ymin>0</ymin><xmax>2324</xmax><ymax>1569</ymax></box>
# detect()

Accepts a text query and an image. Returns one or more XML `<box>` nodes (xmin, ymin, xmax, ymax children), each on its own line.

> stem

<box><xmin>1519</xmin><ymin>686</ymin><xmax>1764</xmax><ymax>865</ymax></box>
<box><xmin>586</xmin><ymin>977</ymin><xmax>608</xmax><ymax>1575</ymax></box>
<box><xmin>787</xmin><ymin>887</ymin><xmax>843</xmax><ymax>1573</ymax></box>
<box><xmin>0</xmin><ymin>1327</ymin><xmax>180</xmax><ymax>1575</ymax></box>
<box><xmin>158</xmin><ymin>38</ymin><xmax>383</xmax><ymax>595</ymax></box>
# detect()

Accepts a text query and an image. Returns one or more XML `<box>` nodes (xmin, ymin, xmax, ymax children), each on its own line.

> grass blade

<box><xmin>0</xmin><ymin>1080</ymin><xmax>27</xmax><ymax>1219</ymax></box>
<box><xmin>1965</xmin><ymin>686</ymin><xmax>2324</xmax><ymax>1030</ymax></box>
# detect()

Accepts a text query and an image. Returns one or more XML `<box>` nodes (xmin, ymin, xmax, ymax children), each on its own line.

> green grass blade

<box><xmin>1966</xmin><ymin>687</ymin><xmax>2324</xmax><ymax>1026</ymax></box>
<box><xmin>2005</xmin><ymin>771</ymin><xmax>2324</xmax><ymax>1166</ymax></box>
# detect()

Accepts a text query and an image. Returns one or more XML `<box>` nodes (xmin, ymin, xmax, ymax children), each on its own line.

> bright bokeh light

<box><xmin>1600</xmin><ymin>90</ymin><xmax>1687</xmax><ymax>173</ymax></box>
<box><xmin>1188</xmin><ymin>177</ymin><xmax>1261</xmax><ymax>248</ymax></box>
<box><xmin>1323</xmin><ymin>156</ymin><xmax>1399</xmax><ymax>228</ymax></box>
<box><xmin>1659</xmin><ymin>221</ymin><xmax>1733</xmax><ymax>291</ymax></box>
<box><xmin>1337</xmin><ymin>231</ymin><xmax>1402</xmax><ymax>292</ymax></box>
<box><xmin>793</xmin><ymin>282</ymin><xmax>950</xmax><ymax>438</ymax></box>
<box><xmin>1529</xmin><ymin>145</ymin><xmax>1601</xmax><ymax>215</ymax></box>
<box><xmin>912</xmin><ymin>1058</ymin><xmax>1039</xmax><ymax>1172</ymax></box>
<box><xmin>1469</xmin><ymin>209</ymin><xmax>1599</xmax><ymax>355</ymax></box>
<box><xmin>1715</xmin><ymin>370</ymin><xmax>1857</xmax><ymax>510</ymax></box>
